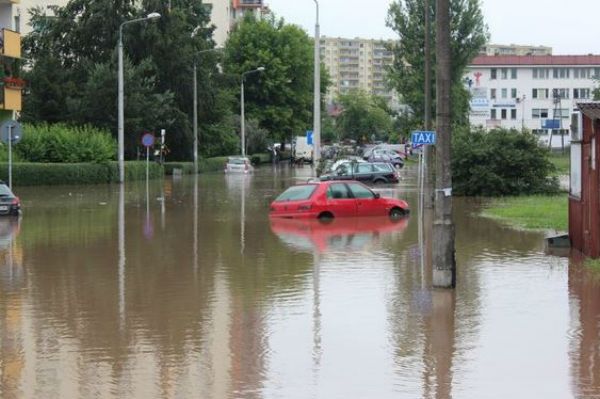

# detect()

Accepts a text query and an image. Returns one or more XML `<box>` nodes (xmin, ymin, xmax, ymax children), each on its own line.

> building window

<box><xmin>532</xmin><ymin>88</ymin><xmax>549</xmax><ymax>99</ymax></box>
<box><xmin>552</xmin><ymin>129</ymin><xmax>569</xmax><ymax>136</ymax></box>
<box><xmin>553</xmin><ymin>88</ymin><xmax>569</xmax><ymax>99</ymax></box>
<box><xmin>511</xmin><ymin>88</ymin><xmax>517</xmax><ymax>98</ymax></box>
<box><xmin>501</xmin><ymin>109</ymin><xmax>507</xmax><ymax>119</ymax></box>
<box><xmin>553</xmin><ymin>68</ymin><xmax>570</xmax><ymax>79</ymax></box>
<box><xmin>532</xmin><ymin>129</ymin><xmax>548</xmax><ymax>135</ymax></box>
<box><xmin>511</xmin><ymin>109</ymin><xmax>517</xmax><ymax>119</ymax></box>
<box><xmin>553</xmin><ymin>109</ymin><xmax>570</xmax><ymax>119</ymax></box>
<box><xmin>491</xmin><ymin>109</ymin><xmax>497</xmax><ymax>119</ymax></box>
<box><xmin>501</xmin><ymin>68</ymin><xmax>508</xmax><ymax>79</ymax></box>
<box><xmin>533</xmin><ymin>68</ymin><xmax>549</xmax><ymax>79</ymax></box>
<box><xmin>511</xmin><ymin>68</ymin><xmax>517</xmax><ymax>79</ymax></box>
<box><xmin>532</xmin><ymin>108</ymin><xmax>549</xmax><ymax>118</ymax></box>
<box><xmin>490</xmin><ymin>88</ymin><xmax>497</xmax><ymax>99</ymax></box>
<box><xmin>594</xmin><ymin>68</ymin><xmax>600</xmax><ymax>79</ymax></box>
<box><xmin>491</xmin><ymin>68</ymin><xmax>497</xmax><ymax>80</ymax></box>
<box><xmin>574</xmin><ymin>88</ymin><xmax>591</xmax><ymax>99</ymax></box>
<box><xmin>501</xmin><ymin>88</ymin><xmax>508</xmax><ymax>98</ymax></box>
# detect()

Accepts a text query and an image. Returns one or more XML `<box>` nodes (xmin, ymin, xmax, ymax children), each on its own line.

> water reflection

<box><xmin>270</xmin><ymin>216</ymin><xmax>409</xmax><ymax>253</ymax></box>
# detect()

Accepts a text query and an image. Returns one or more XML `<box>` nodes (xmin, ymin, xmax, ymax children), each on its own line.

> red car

<box><xmin>269</xmin><ymin>180</ymin><xmax>409</xmax><ymax>220</ymax></box>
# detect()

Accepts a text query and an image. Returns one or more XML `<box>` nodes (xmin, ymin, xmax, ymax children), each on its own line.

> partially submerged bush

<box><xmin>452</xmin><ymin>127</ymin><xmax>559</xmax><ymax>196</ymax></box>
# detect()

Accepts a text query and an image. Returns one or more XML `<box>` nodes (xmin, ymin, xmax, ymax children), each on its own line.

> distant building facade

<box><xmin>319</xmin><ymin>36</ymin><xmax>400</xmax><ymax>110</ymax></box>
<box><xmin>10</xmin><ymin>0</ymin><xmax>68</xmax><ymax>34</ymax></box>
<box><xmin>480</xmin><ymin>43</ymin><xmax>552</xmax><ymax>56</ymax></box>
<box><xmin>205</xmin><ymin>0</ymin><xmax>269</xmax><ymax>47</ymax></box>
<box><xmin>0</xmin><ymin>0</ymin><xmax>23</xmax><ymax>118</ymax></box>
<box><xmin>465</xmin><ymin>55</ymin><xmax>600</xmax><ymax>148</ymax></box>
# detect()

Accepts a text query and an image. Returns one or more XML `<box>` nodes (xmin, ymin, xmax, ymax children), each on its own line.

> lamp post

<box><xmin>240</xmin><ymin>67</ymin><xmax>265</xmax><ymax>157</ymax></box>
<box><xmin>117</xmin><ymin>12</ymin><xmax>161</xmax><ymax>184</ymax></box>
<box><xmin>192</xmin><ymin>44</ymin><xmax>223</xmax><ymax>173</ymax></box>
<box><xmin>312</xmin><ymin>0</ymin><xmax>321</xmax><ymax>163</ymax></box>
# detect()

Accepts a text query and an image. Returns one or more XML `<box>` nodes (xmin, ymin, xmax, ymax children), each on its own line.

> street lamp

<box><xmin>312</xmin><ymin>0</ymin><xmax>321</xmax><ymax>163</ymax></box>
<box><xmin>191</xmin><ymin>44</ymin><xmax>223</xmax><ymax>174</ymax></box>
<box><xmin>240</xmin><ymin>66</ymin><xmax>265</xmax><ymax>157</ymax></box>
<box><xmin>117</xmin><ymin>12</ymin><xmax>161</xmax><ymax>184</ymax></box>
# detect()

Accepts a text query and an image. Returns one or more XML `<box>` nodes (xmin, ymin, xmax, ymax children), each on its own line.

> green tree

<box><xmin>336</xmin><ymin>90</ymin><xmax>394</xmax><ymax>142</ymax></box>
<box><xmin>386</xmin><ymin>0</ymin><xmax>488</xmax><ymax>130</ymax></box>
<box><xmin>22</xmin><ymin>0</ymin><xmax>227</xmax><ymax>160</ymax></box>
<box><xmin>222</xmin><ymin>14</ymin><xmax>329</xmax><ymax>145</ymax></box>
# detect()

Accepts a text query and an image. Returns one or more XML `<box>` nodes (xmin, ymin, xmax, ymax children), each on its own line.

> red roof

<box><xmin>470</xmin><ymin>55</ymin><xmax>600</xmax><ymax>66</ymax></box>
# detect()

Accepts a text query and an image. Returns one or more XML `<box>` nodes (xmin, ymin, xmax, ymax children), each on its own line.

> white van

<box><xmin>293</xmin><ymin>136</ymin><xmax>313</xmax><ymax>163</ymax></box>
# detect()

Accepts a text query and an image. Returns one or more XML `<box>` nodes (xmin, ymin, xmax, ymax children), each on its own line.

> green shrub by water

<box><xmin>452</xmin><ymin>127</ymin><xmax>559</xmax><ymax>196</ymax></box>
<box><xmin>0</xmin><ymin>161</ymin><xmax>163</xmax><ymax>186</ymax></box>
<box><xmin>199</xmin><ymin>157</ymin><xmax>228</xmax><ymax>173</ymax></box>
<box><xmin>13</xmin><ymin>123</ymin><xmax>116</xmax><ymax>163</ymax></box>
<box><xmin>164</xmin><ymin>162</ymin><xmax>196</xmax><ymax>175</ymax></box>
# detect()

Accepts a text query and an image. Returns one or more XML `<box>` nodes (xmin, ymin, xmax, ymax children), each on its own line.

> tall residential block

<box><xmin>0</xmin><ymin>0</ymin><xmax>23</xmax><ymax>118</ymax></box>
<box><xmin>480</xmin><ymin>43</ymin><xmax>552</xmax><ymax>56</ymax></box>
<box><xmin>319</xmin><ymin>36</ymin><xmax>400</xmax><ymax>110</ymax></box>
<box><xmin>205</xmin><ymin>0</ymin><xmax>269</xmax><ymax>47</ymax></box>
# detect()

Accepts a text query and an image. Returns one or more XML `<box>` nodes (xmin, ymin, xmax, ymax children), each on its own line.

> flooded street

<box><xmin>0</xmin><ymin>164</ymin><xmax>598</xmax><ymax>398</ymax></box>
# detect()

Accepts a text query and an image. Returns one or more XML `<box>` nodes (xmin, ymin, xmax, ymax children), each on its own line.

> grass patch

<box><xmin>481</xmin><ymin>194</ymin><xmax>568</xmax><ymax>231</ymax></box>
<box><xmin>585</xmin><ymin>258</ymin><xmax>600</xmax><ymax>271</ymax></box>
<box><xmin>549</xmin><ymin>151</ymin><xmax>569</xmax><ymax>175</ymax></box>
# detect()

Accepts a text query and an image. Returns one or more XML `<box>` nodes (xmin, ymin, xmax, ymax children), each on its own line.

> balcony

<box><xmin>1</xmin><ymin>29</ymin><xmax>21</xmax><ymax>59</ymax></box>
<box><xmin>0</xmin><ymin>86</ymin><xmax>22</xmax><ymax>111</ymax></box>
<box><xmin>234</xmin><ymin>0</ymin><xmax>264</xmax><ymax>8</ymax></box>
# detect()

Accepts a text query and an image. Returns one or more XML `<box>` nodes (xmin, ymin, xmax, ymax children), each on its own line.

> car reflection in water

<box><xmin>270</xmin><ymin>216</ymin><xmax>409</xmax><ymax>254</ymax></box>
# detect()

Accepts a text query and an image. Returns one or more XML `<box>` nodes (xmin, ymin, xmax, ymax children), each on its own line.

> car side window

<box><xmin>356</xmin><ymin>164</ymin><xmax>373</xmax><ymax>174</ymax></box>
<box><xmin>373</xmin><ymin>164</ymin><xmax>391</xmax><ymax>172</ymax></box>
<box><xmin>348</xmin><ymin>183</ymin><xmax>375</xmax><ymax>199</ymax></box>
<box><xmin>328</xmin><ymin>183</ymin><xmax>351</xmax><ymax>199</ymax></box>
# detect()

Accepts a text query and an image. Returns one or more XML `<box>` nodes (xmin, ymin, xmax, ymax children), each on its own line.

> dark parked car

<box><xmin>320</xmin><ymin>162</ymin><xmax>400</xmax><ymax>184</ymax></box>
<box><xmin>0</xmin><ymin>182</ymin><xmax>20</xmax><ymax>216</ymax></box>
<box><xmin>368</xmin><ymin>149</ymin><xmax>404</xmax><ymax>168</ymax></box>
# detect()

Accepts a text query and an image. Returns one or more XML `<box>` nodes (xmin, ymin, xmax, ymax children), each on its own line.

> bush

<box><xmin>164</xmin><ymin>162</ymin><xmax>195</xmax><ymax>175</ymax></box>
<box><xmin>452</xmin><ymin>127</ymin><xmax>559</xmax><ymax>196</ymax></box>
<box><xmin>0</xmin><ymin>161</ymin><xmax>163</xmax><ymax>186</ymax></box>
<box><xmin>15</xmin><ymin>123</ymin><xmax>116</xmax><ymax>163</ymax></box>
<box><xmin>250</xmin><ymin>153</ymin><xmax>271</xmax><ymax>165</ymax></box>
<box><xmin>198</xmin><ymin>156</ymin><xmax>228</xmax><ymax>173</ymax></box>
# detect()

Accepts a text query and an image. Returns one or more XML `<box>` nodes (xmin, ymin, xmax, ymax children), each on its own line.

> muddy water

<box><xmin>0</xmin><ymin>164</ymin><xmax>597</xmax><ymax>398</ymax></box>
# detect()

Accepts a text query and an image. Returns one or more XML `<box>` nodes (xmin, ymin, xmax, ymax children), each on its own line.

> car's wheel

<box><xmin>318</xmin><ymin>211</ymin><xmax>334</xmax><ymax>222</ymax></box>
<box><xmin>373</xmin><ymin>178</ymin><xmax>386</xmax><ymax>185</ymax></box>
<box><xmin>389</xmin><ymin>207</ymin><xmax>407</xmax><ymax>220</ymax></box>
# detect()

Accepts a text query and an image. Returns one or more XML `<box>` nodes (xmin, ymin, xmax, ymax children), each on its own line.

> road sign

<box><xmin>543</xmin><ymin>119</ymin><xmax>560</xmax><ymax>129</ymax></box>
<box><xmin>0</xmin><ymin>120</ymin><xmax>22</xmax><ymax>144</ymax></box>
<box><xmin>306</xmin><ymin>130</ymin><xmax>313</xmax><ymax>145</ymax></box>
<box><xmin>141</xmin><ymin>133</ymin><xmax>155</xmax><ymax>148</ymax></box>
<box><xmin>411</xmin><ymin>130</ymin><xmax>436</xmax><ymax>146</ymax></box>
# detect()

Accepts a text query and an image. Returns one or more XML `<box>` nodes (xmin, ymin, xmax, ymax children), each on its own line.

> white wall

<box><xmin>465</xmin><ymin>64</ymin><xmax>599</xmax><ymax>148</ymax></box>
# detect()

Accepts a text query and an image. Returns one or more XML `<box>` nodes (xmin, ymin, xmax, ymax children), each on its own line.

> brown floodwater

<box><xmin>0</xmin><ymin>164</ymin><xmax>598</xmax><ymax>398</ymax></box>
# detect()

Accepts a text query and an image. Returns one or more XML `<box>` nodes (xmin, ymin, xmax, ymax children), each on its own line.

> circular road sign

<box><xmin>141</xmin><ymin>133</ymin><xmax>155</xmax><ymax>148</ymax></box>
<box><xmin>0</xmin><ymin>120</ymin><xmax>23</xmax><ymax>144</ymax></box>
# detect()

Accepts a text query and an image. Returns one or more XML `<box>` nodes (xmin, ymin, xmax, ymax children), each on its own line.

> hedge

<box><xmin>164</xmin><ymin>162</ymin><xmax>196</xmax><ymax>175</ymax></box>
<box><xmin>0</xmin><ymin>161</ymin><xmax>163</xmax><ymax>186</ymax></box>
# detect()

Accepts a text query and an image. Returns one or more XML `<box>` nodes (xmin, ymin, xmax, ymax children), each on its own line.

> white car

<box><xmin>328</xmin><ymin>157</ymin><xmax>367</xmax><ymax>173</ymax></box>
<box><xmin>224</xmin><ymin>156</ymin><xmax>254</xmax><ymax>174</ymax></box>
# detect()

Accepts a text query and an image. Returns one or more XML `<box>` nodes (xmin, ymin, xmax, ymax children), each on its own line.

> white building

<box><xmin>466</xmin><ymin>55</ymin><xmax>600</xmax><ymax>148</ymax></box>
<box><xmin>205</xmin><ymin>0</ymin><xmax>269</xmax><ymax>47</ymax></box>
<box><xmin>480</xmin><ymin>43</ymin><xmax>552</xmax><ymax>57</ymax></box>
<box><xmin>320</xmin><ymin>36</ymin><xmax>400</xmax><ymax>110</ymax></box>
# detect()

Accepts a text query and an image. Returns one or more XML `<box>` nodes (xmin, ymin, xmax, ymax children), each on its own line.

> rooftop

<box><xmin>470</xmin><ymin>55</ymin><xmax>600</xmax><ymax>66</ymax></box>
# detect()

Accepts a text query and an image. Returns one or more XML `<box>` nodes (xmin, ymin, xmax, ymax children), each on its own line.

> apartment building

<box><xmin>320</xmin><ymin>36</ymin><xmax>400</xmax><ymax>110</ymax></box>
<box><xmin>205</xmin><ymin>0</ymin><xmax>269</xmax><ymax>47</ymax></box>
<box><xmin>466</xmin><ymin>55</ymin><xmax>600</xmax><ymax>148</ymax></box>
<box><xmin>0</xmin><ymin>0</ymin><xmax>23</xmax><ymax>119</ymax></box>
<box><xmin>480</xmin><ymin>43</ymin><xmax>552</xmax><ymax>57</ymax></box>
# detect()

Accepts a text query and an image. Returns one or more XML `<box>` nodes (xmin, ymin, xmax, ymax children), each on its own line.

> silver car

<box><xmin>224</xmin><ymin>156</ymin><xmax>254</xmax><ymax>174</ymax></box>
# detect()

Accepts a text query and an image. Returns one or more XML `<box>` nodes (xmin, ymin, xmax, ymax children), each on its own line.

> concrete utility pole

<box><xmin>312</xmin><ymin>0</ymin><xmax>321</xmax><ymax>162</ymax></box>
<box><xmin>433</xmin><ymin>0</ymin><xmax>456</xmax><ymax>288</ymax></box>
<box><xmin>423</xmin><ymin>0</ymin><xmax>434</xmax><ymax>210</ymax></box>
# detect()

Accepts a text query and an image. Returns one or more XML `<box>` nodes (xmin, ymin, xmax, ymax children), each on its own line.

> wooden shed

<box><xmin>569</xmin><ymin>103</ymin><xmax>600</xmax><ymax>258</ymax></box>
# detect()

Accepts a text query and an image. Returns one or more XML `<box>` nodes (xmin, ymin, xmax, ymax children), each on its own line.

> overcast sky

<box><xmin>266</xmin><ymin>0</ymin><xmax>600</xmax><ymax>54</ymax></box>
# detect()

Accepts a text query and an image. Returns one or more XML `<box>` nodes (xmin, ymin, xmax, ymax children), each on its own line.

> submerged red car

<box><xmin>269</xmin><ymin>181</ymin><xmax>409</xmax><ymax>220</ymax></box>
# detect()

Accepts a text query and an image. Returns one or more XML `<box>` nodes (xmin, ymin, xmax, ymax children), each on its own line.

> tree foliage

<box><xmin>386</xmin><ymin>0</ymin><xmax>488</xmax><ymax>130</ymax></box>
<box><xmin>336</xmin><ymin>91</ymin><xmax>394</xmax><ymax>142</ymax></box>
<box><xmin>452</xmin><ymin>127</ymin><xmax>559</xmax><ymax>196</ymax></box>
<box><xmin>222</xmin><ymin>14</ymin><xmax>329</xmax><ymax>144</ymax></box>
<box><xmin>22</xmin><ymin>0</ymin><xmax>231</xmax><ymax>160</ymax></box>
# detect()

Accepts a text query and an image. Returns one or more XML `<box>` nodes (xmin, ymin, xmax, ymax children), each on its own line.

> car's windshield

<box><xmin>276</xmin><ymin>185</ymin><xmax>317</xmax><ymax>201</ymax></box>
<box><xmin>0</xmin><ymin>185</ymin><xmax>13</xmax><ymax>197</ymax></box>
<box><xmin>229</xmin><ymin>158</ymin><xmax>247</xmax><ymax>165</ymax></box>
